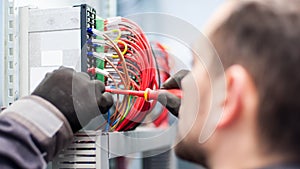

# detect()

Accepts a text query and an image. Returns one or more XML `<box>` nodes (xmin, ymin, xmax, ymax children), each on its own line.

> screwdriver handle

<box><xmin>105</xmin><ymin>88</ymin><xmax>182</xmax><ymax>101</ymax></box>
<box><xmin>105</xmin><ymin>88</ymin><xmax>144</xmax><ymax>97</ymax></box>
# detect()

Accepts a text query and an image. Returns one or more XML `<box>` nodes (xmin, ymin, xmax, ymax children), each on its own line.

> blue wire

<box><xmin>112</xmin><ymin>118</ymin><xmax>119</xmax><ymax>126</ymax></box>
<box><xmin>105</xmin><ymin>110</ymin><xmax>111</xmax><ymax>132</ymax></box>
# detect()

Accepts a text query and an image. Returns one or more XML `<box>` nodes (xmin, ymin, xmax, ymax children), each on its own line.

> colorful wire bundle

<box><xmin>88</xmin><ymin>17</ymin><xmax>160</xmax><ymax>131</ymax></box>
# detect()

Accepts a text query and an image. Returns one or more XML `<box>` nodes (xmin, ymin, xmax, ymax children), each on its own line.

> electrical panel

<box><xmin>3</xmin><ymin>3</ymin><xmax>176</xmax><ymax>169</ymax></box>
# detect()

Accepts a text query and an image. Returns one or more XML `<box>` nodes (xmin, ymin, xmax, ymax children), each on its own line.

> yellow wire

<box><xmin>112</xmin><ymin>40</ymin><xmax>128</xmax><ymax>59</ymax></box>
<box><xmin>110</xmin><ymin>95</ymin><xmax>132</xmax><ymax>130</ymax></box>
<box><xmin>121</xmin><ymin>96</ymin><xmax>132</xmax><ymax>121</ymax></box>
<box><xmin>110</xmin><ymin>29</ymin><xmax>122</xmax><ymax>40</ymax></box>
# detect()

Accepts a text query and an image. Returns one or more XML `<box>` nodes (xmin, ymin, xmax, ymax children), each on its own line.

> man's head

<box><xmin>176</xmin><ymin>0</ymin><xmax>300</xmax><ymax>168</ymax></box>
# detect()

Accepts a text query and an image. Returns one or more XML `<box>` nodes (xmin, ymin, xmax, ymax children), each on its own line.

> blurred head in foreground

<box><xmin>176</xmin><ymin>1</ymin><xmax>300</xmax><ymax>168</ymax></box>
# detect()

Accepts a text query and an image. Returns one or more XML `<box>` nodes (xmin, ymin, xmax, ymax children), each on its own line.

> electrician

<box><xmin>156</xmin><ymin>0</ymin><xmax>300</xmax><ymax>169</ymax></box>
<box><xmin>1</xmin><ymin>1</ymin><xmax>300</xmax><ymax>169</ymax></box>
<box><xmin>165</xmin><ymin>0</ymin><xmax>300</xmax><ymax>169</ymax></box>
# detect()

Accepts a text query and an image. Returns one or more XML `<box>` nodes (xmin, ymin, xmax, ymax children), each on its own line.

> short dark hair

<box><xmin>211</xmin><ymin>0</ymin><xmax>300</xmax><ymax>157</ymax></box>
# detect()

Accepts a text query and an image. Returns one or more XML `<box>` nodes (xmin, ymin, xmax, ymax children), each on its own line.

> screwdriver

<box><xmin>105</xmin><ymin>88</ymin><xmax>182</xmax><ymax>101</ymax></box>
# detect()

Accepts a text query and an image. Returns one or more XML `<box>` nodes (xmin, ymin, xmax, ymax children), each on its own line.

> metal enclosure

<box><xmin>3</xmin><ymin>4</ymin><xmax>176</xmax><ymax>169</ymax></box>
<box><xmin>18</xmin><ymin>6</ymin><xmax>83</xmax><ymax>96</ymax></box>
<box><xmin>53</xmin><ymin>127</ymin><xmax>176</xmax><ymax>169</ymax></box>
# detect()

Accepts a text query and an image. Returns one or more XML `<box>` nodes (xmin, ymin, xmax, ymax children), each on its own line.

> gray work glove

<box><xmin>158</xmin><ymin>70</ymin><xmax>190</xmax><ymax>117</ymax></box>
<box><xmin>32</xmin><ymin>67</ymin><xmax>113</xmax><ymax>132</ymax></box>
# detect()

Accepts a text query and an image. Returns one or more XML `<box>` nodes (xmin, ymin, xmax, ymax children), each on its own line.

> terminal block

<box><xmin>74</xmin><ymin>4</ymin><xmax>97</xmax><ymax>79</ymax></box>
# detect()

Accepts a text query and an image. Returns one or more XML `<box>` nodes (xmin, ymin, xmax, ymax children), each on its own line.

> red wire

<box><xmin>103</xmin><ymin>18</ymin><xmax>159</xmax><ymax>131</ymax></box>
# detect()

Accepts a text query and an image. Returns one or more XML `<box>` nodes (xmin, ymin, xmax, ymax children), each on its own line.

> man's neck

<box><xmin>207</xmin><ymin>132</ymin><xmax>287</xmax><ymax>169</ymax></box>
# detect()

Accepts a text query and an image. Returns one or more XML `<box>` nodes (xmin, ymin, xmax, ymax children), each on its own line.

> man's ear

<box><xmin>217</xmin><ymin>65</ymin><xmax>248</xmax><ymax>128</ymax></box>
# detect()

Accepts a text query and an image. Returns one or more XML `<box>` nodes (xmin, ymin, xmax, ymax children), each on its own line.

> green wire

<box><xmin>121</xmin><ymin>95</ymin><xmax>133</xmax><ymax>121</ymax></box>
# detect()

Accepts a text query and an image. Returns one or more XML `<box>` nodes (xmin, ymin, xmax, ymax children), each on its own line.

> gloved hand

<box><xmin>157</xmin><ymin>70</ymin><xmax>190</xmax><ymax>117</ymax></box>
<box><xmin>32</xmin><ymin>67</ymin><xmax>113</xmax><ymax>133</ymax></box>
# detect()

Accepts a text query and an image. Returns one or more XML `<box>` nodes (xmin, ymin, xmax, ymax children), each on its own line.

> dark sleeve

<box><xmin>0</xmin><ymin>117</ymin><xmax>45</xmax><ymax>169</ymax></box>
<box><xmin>0</xmin><ymin>95</ymin><xmax>74</xmax><ymax>169</ymax></box>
